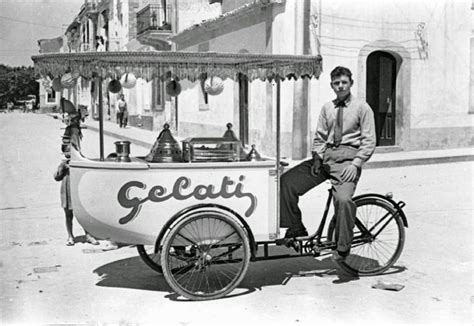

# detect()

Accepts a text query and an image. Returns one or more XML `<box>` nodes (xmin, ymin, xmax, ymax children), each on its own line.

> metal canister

<box><xmin>115</xmin><ymin>141</ymin><xmax>131</xmax><ymax>162</ymax></box>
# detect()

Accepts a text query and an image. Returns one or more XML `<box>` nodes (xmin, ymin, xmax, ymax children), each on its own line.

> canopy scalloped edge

<box><xmin>32</xmin><ymin>51</ymin><xmax>323</xmax><ymax>82</ymax></box>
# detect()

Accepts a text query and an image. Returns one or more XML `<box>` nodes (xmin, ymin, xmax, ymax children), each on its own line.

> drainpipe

<box><xmin>292</xmin><ymin>0</ymin><xmax>310</xmax><ymax>159</ymax></box>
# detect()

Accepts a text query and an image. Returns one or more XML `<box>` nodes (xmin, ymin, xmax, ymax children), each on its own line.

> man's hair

<box><xmin>330</xmin><ymin>66</ymin><xmax>353</xmax><ymax>82</ymax></box>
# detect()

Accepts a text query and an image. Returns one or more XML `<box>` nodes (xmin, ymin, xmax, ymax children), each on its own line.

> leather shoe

<box><xmin>284</xmin><ymin>228</ymin><xmax>308</xmax><ymax>239</ymax></box>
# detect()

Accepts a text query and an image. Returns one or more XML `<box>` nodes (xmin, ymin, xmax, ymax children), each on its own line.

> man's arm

<box><xmin>312</xmin><ymin>105</ymin><xmax>329</xmax><ymax>159</ymax></box>
<box><xmin>352</xmin><ymin>103</ymin><xmax>376</xmax><ymax>168</ymax></box>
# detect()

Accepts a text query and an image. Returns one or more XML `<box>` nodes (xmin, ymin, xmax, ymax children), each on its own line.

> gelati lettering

<box><xmin>117</xmin><ymin>175</ymin><xmax>257</xmax><ymax>224</ymax></box>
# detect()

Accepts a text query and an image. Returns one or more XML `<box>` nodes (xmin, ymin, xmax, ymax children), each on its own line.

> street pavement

<box><xmin>0</xmin><ymin>112</ymin><xmax>473</xmax><ymax>325</ymax></box>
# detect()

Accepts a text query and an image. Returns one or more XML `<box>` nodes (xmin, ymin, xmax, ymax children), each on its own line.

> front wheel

<box><xmin>161</xmin><ymin>209</ymin><xmax>250</xmax><ymax>300</ymax></box>
<box><xmin>327</xmin><ymin>197</ymin><xmax>405</xmax><ymax>276</ymax></box>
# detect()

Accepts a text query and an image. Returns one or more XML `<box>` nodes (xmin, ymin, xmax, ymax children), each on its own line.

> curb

<box><xmin>364</xmin><ymin>154</ymin><xmax>474</xmax><ymax>169</ymax></box>
<box><xmin>85</xmin><ymin>124</ymin><xmax>153</xmax><ymax>149</ymax></box>
<box><xmin>84</xmin><ymin>122</ymin><xmax>474</xmax><ymax>169</ymax></box>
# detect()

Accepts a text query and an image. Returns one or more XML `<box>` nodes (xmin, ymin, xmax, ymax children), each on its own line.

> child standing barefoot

<box><xmin>54</xmin><ymin>138</ymin><xmax>99</xmax><ymax>246</ymax></box>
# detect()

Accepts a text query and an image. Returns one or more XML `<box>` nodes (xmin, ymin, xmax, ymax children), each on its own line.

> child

<box><xmin>54</xmin><ymin>137</ymin><xmax>99</xmax><ymax>246</ymax></box>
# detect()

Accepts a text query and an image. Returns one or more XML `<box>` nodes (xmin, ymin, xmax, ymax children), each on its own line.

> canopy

<box><xmin>32</xmin><ymin>51</ymin><xmax>322</xmax><ymax>82</ymax></box>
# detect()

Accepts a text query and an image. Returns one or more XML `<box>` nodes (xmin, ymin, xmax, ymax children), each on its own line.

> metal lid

<box><xmin>222</xmin><ymin>123</ymin><xmax>247</xmax><ymax>160</ymax></box>
<box><xmin>145</xmin><ymin>123</ymin><xmax>183</xmax><ymax>162</ymax></box>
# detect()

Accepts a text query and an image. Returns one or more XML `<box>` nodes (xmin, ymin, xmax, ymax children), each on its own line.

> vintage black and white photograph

<box><xmin>1</xmin><ymin>0</ymin><xmax>473</xmax><ymax>325</ymax></box>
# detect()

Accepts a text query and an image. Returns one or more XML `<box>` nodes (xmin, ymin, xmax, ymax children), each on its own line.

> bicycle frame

<box><xmin>253</xmin><ymin>187</ymin><xmax>406</xmax><ymax>261</ymax></box>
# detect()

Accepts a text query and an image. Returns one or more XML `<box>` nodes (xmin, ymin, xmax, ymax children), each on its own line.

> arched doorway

<box><xmin>366</xmin><ymin>51</ymin><xmax>397</xmax><ymax>146</ymax></box>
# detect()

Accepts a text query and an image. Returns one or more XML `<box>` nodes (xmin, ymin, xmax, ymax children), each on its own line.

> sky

<box><xmin>0</xmin><ymin>0</ymin><xmax>84</xmax><ymax>67</ymax></box>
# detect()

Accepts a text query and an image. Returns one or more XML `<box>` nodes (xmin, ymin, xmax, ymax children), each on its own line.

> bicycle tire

<box><xmin>161</xmin><ymin>209</ymin><xmax>250</xmax><ymax>301</ymax></box>
<box><xmin>137</xmin><ymin>244</ymin><xmax>162</xmax><ymax>274</ymax></box>
<box><xmin>327</xmin><ymin>197</ymin><xmax>405</xmax><ymax>276</ymax></box>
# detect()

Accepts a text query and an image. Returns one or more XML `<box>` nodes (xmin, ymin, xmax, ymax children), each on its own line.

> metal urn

<box><xmin>115</xmin><ymin>141</ymin><xmax>131</xmax><ymax>162</ymax></box>
<box><xmin>222</xmin><ymin>123</ymin><xmax>247</xmax><ymax>161</ymax></box>
<box><xmin>145</xmin><ymin>123</ymin><xmax>183</xmax><ymax>162</ymax></box>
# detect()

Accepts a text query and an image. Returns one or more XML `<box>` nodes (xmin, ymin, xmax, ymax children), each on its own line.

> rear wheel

<box><xmin>137</xmin><ymin>244</ymin><xmax>162</xmax><ymax>273</ymax></box>
<box><xmin>161</xmin><ymin>210</ymin><xmax>250</xmax><ymax>300</ymax></box>
<box><xmin>327</xmin><ymin>197</ymin><xmax>405</xmax><ymax>276</ymax></box>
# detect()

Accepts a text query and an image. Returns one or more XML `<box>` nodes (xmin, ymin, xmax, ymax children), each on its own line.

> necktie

<box><xmin>334</xmin><ymin>101</ymin><xmax>345</xmax><ymax>146</ymax></box>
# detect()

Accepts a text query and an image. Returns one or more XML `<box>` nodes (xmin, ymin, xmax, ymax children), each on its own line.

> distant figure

<box><xmin>96</xmin><ymin>36</ymin><xmax>105</xmax><ymax>52</ymax></box>
<box><xmin>117</xmin><ymin>94</ymin><xmax>128</xmax><ymax>128</ymax></box>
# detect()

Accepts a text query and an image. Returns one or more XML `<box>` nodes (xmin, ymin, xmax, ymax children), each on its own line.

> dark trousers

<box><xmin>118</xmin><ymin>110</ymin><xmax>128</xmax><ymax>128</ymax></box>
<box><xmin>280</xmin><ymin>146</ymin><xmax>360</xmax><ymax>253</ymax></box>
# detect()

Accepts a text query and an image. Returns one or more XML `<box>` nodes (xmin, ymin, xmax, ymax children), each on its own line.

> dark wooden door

<box><xmin>238</xmin><ymin>73</ymin><xmax>249</xmax><ymax>145</ymax></box>
<box><xmin>366</xmin><ymin>51</ymin><xmax>396</xmax><ymax>146</ymax></box>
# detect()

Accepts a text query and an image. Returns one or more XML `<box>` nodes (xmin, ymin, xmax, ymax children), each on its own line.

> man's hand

<box><xmin>340</xmin><ymin>164</ymin><xmax>359</xmax><ymax>182</ymax></box>
<box><xmin>311</xmin><ymin>153</ymin><xmax>322</xmax><ymax>176</ymax></box>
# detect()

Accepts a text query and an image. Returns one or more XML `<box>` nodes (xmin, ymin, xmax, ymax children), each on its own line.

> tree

<box><xmin>0</xmin><ymin>64</ymin><xmax>39</xmax><ymax>108</ymax></box>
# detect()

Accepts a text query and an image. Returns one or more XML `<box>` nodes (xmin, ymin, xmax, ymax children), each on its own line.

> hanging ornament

<box><xmin>108</xmin><ymin>79</ymin><xmax>122</xmax><ymax>93</ymax></box>
<box><xmin>204</xmin><ymin>76</ymin><xmax>224</xmax><ymax>96</ymax></box>
<box><xmin>166</xmin><ymin>79</ymin><xmax>181</xmax><ymax>97</ymax></box>
<box><xmin>52</xmin><ymin>77</ymin><xmax>64</xmax><ymax>92</ymax></box>
<box><xmin>120</xmin><ymin>73</ymin><xmax>137</xmax><ymax>89</ymax></box>
<box><xmin>61</xmin><ymin>73</ymin><xmax>77</xmax><ymax>89</ymax></box>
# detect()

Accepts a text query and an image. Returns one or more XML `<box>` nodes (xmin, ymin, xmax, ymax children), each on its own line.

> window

<box><xmin>152</xmin><ymin>78</ymin><xmax>164</xmax><ymax>111</ymax></box>
<box><xmin>47</xmin><ymin>91</ymin><xmax>56</xmax><ymax>103</ymax></box>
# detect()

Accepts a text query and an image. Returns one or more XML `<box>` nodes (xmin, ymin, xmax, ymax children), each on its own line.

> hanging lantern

<box><xmin>166</xmin><ymin>79</ymin><xmax>181</xmax><ymax>97</ymax></box>
<box><xmin>61</xmin><ymin>73</ymin><xmax>76</xmax><ymax>89</ymax></box>
<box><xmin>108</xmin><ymin>79</ymin><xmax>122</xmax><ymax>94</ymax></box>
<box><xmin>204</xmin><ymin>76</ymin><xmax>224</xmax><ymax>96</ymax></box>
<box><xmin>52</xmin><ymin>77</ymin><xmax>64</xmax><ymax>92</ymax></box>
<box><xmin>120</xmin><ymin>73</ymin><xmax>137</xmax><ymax>89</ymax></box>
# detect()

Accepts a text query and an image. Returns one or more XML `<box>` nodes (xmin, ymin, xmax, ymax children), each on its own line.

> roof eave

<box><xmin>169</xmin><ymin>0</ymin><xmax>285</xmax><ymax>44</ymax></box>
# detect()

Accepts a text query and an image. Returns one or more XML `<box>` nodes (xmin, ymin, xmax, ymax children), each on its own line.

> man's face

<box><xmin>330</xmin><ymin>75</ymin><xmax>353</xmax><ymax>98</ymax></box>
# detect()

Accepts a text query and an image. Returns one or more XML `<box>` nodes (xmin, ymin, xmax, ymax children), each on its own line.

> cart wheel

<box><xmin>161</xmin><ymin>209</ymin><xmax>250</xmax><ymax>300</ymax></box>
<box><xmin>137</xmin><ymin>245</ymin><xmax>162</xmax><ymax>273</ymax></box>
<box><xmin>327</xmin><ymin>197</ymin><xmax>405</xmax><ymax>276</ymax></box>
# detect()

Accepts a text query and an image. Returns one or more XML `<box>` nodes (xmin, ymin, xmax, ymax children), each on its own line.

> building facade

<box><xmin>38</xmin><ymin>0</ymin><xmax>474</xmax><ymax>157</ymax></box>
<box><xmin>169</xmin><ymin>0</ymin><xmax>474</xmax><ymax>158</ymax></box>
<box><xmin>37</xmin><ymin>0</ymin><xmax>222</xmax><ymax>131</ymax></box>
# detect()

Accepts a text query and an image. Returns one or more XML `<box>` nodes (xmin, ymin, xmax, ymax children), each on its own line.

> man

<box><xmin>117</xmin><ymin>94</ymin><xmax>128</xmax><ymax>128</ymax></box>
<box><xmin>280</xmin><ymin>66</ymin><xmax>376</xmax><ymax>262</ymax></box>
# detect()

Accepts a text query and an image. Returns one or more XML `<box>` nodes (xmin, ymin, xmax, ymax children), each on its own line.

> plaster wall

<box><xmin>177</xmin><ymin>79</ymin><xmax>235</xmax><ymax>138</ymax></box>
<box><xmin>309</xmin><ymin>0</ymin><xmax>473</xmax><ymax>150</ymax></box>
<box><xmin>175</xmin><ymin>0</ymin><xmax>222</xmax><ymax>33</ymax></box>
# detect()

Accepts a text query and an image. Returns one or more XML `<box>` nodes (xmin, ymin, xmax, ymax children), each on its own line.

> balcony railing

<box><xmin>137</xmin><ymin>4</ymin><xmax>172</xmax><ymax>36</ymax></box>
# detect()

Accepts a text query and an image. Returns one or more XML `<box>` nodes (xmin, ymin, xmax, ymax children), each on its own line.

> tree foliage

<box><xmin>0</xmin><ymin>64</ymin><xmax>39</xmax><ymax>108</ymax></box>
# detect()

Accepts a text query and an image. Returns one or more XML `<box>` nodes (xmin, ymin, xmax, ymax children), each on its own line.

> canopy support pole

<box><xmin>276</xmin><ymin>77</ymin><xmax>281</xmax><ymax>234</ymax></box>
<box><xmin>98</xmin><ymin>77</ymin><xmax>104</xmax><ymax>161</ymax></box>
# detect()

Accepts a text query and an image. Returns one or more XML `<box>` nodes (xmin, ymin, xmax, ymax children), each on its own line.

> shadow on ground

<box><xmin>93</xmin><ymin>248</ymin><xmax>406</xmax><ymax>301</ymax></box>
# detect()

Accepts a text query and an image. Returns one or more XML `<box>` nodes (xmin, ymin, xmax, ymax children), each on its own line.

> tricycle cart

<box><xmin>33</xmin><ymin>51</ymin><xmax>407</xmax><ymax>300</ymax></box>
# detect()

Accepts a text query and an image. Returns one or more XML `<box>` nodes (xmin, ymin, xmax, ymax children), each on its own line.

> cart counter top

<box><xmin>69</xmin><ymin>157</ymin><xmax>276</xmax><ymax>170</ymax></box>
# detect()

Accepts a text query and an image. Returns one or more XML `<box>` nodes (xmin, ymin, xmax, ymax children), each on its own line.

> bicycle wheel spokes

<box><xmin>162</xmin><ymin>212</ymin><xmax>250</xmax><ymax>300</ymax></box>
<box><xmin>343</xmin><ymin>199</ymin><xmax>405</xmax><ymax>275</ymax></box>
